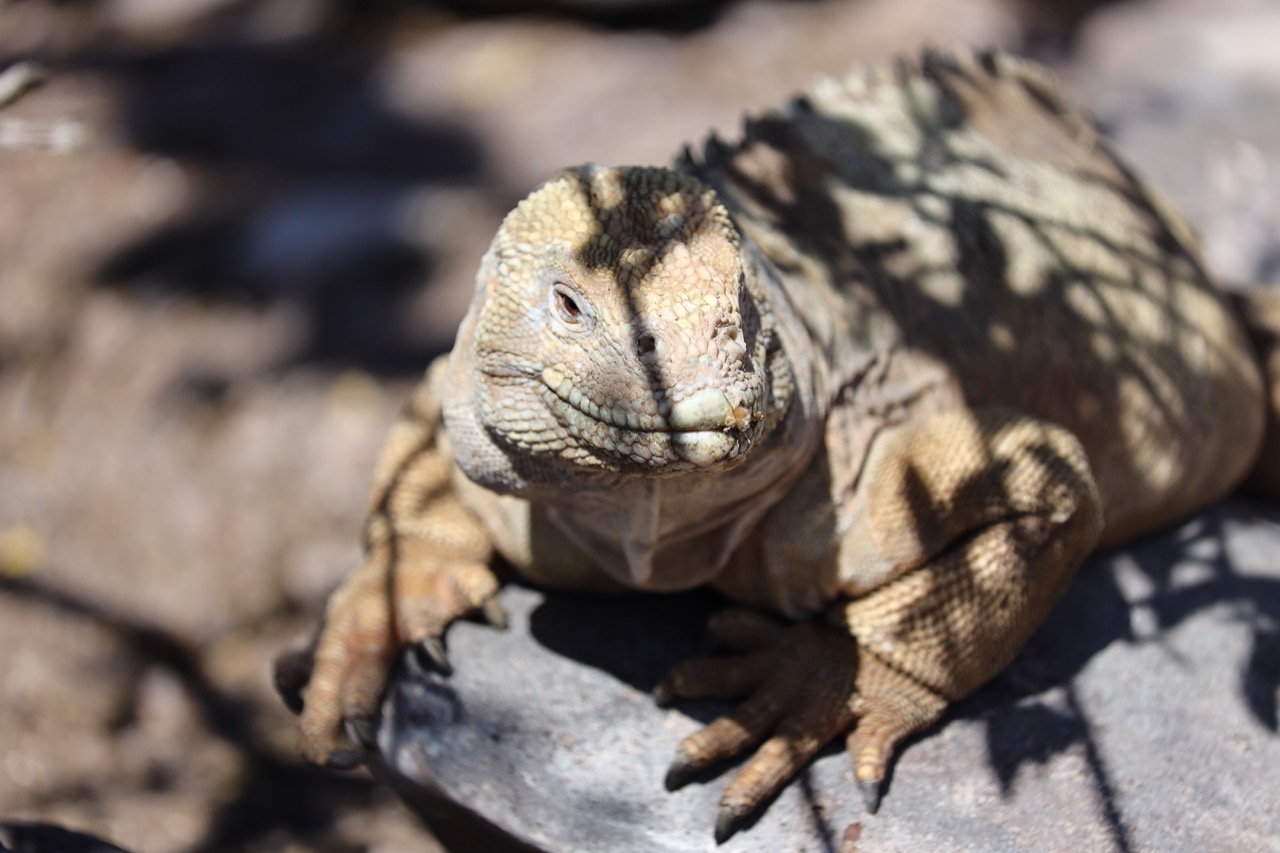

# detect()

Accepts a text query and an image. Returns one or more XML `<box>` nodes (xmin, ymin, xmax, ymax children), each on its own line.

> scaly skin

<box><xmin>277</xmin><ymin>49</ymin><xmax>1276</xmax><ymax>841</ymax></box>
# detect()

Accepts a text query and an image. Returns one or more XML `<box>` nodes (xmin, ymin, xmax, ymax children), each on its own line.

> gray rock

<box><xmin>375</xmin><ymin>499</ymin><xmax>1280</xmax><ymax>852</ymax></box>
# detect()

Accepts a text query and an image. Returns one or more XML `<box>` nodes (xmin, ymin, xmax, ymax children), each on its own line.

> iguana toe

<box><xmin>659</xmin><ymin>617</ymin><xmax>864</xmax><ymax>833</ymax></box>
<box><xmin>842</xmin><ymin>653</ymin><xmax>950</xmax><ymax>814</ymax></box>
<box><xmin>703</xmin><ymin>607</ymin><xmax>785</xmax><ymax>652</ymax></box>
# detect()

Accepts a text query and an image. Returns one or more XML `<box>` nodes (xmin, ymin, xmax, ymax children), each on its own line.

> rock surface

<box><xmin>376</xmin><ymin>501</ymin><xmax>1280</xmax><ymax>852</ymax></box>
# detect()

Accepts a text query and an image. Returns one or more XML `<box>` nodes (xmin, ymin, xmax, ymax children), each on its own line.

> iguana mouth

<box><xmin>538</xmin><ymin>367</ymin><xmax>758</xmax><ymax>467</ymax></box>
<box><xmin>540</xmin><ymin>366</ymin><xmax>756</xmax><ymax>436</ymax></box>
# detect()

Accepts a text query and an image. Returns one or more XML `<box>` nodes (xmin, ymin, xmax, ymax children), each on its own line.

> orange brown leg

<box><xmin>658</xmin><ymin>408</ymin><xmax>1104</xmax><ymax>841</ymax></box>
<box><xmin>275</xmin><ymin>371</ymin><xmax>504</xmax><ymax>767</ymax></box>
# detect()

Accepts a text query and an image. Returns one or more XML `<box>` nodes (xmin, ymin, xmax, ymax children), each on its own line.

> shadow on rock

<box><xmin>0</xmin><ymin>823</ymin><xmax>132</xmax><ymax>853</ymax></box>
<box><xmin>108</xmin><ymin>41</ymin><xmax>482</xmax><ymax>180</ymax></box>
<box><xmin>416</xmin><ymin>0</ymin><xmax>775</xmax><ymax>33</ymax></box>
<box><xmin>0</xmin><ymin>575</ymin><xmax>401</xmax><ymax>853</ymax></box>
<box><xmin>88</xmin><ymin>39</ymin><xmax>489</xmax><ymax>376</ymax></box>
<box><xmin>978</xmin><ymin>499</ymin><xmax>1280</xmax><ymax>720</ymax></box>
<box><xmin>527</xmin><ymin>587</ymin><xmax>722</xmax><ymax>693</ymax></box>
<box><xmin>952</xmin><ymin>498</ymin><xmax>1280</xmax><ymax>853</ymax></box>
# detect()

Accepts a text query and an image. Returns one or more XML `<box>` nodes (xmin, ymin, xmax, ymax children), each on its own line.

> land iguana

<box><xmin>275</xmin><ymin>49</ymin><xmax>1280</xmax><ymax>841</ymax></box>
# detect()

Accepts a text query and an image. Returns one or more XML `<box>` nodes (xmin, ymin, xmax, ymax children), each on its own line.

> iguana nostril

<box><xmin>637</xmin><ymin>333</ymin><xmax>657</xmax><ymax>361</ymax></box>
<box><xmin>719</xmin><ymin>324</ymin><xmax>747</xmax><ymax>363</ymax></box>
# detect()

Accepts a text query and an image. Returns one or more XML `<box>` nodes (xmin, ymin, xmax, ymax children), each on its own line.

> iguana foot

<box><xmin>656</xmin><ymin>608</ymin><xmax>945</xmax><ymax>842</ymax></box>
<box><xmin>275</xmin><ymin>548</ymin><xmax>504</xmax><ymax>767</ymax></box>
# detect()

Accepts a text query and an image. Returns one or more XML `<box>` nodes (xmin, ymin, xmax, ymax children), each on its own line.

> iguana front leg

<box><xmin>659</xmin><ymin>408</ymin><xmax>1104</xmax><ymax>840</ymax></box>
<box><xmin>275</xmin><ymin>362</ymin><xmax>504</xmax><ymax>767</ymax></box>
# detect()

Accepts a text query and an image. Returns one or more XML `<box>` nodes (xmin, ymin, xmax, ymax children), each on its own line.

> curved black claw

<box><xmin>344</xmin><ymin>717</ymin><xmax>379</xmax><ymax>752</ymax></box>
<box><xmin>325</xmin><ymin>749</ymin><xmax>362</xmax><ymax>771</ymax></box>
<box><xmin>653</xmin><ymin>679</ymin><xmax>676</xmax><ymax>709</ymax></box>
<box><xmin>714</xmin><ymin>804</ymin><xmax>745</xmax><ymax>845</ymax></box>
<box><xmin>664</xmin><ymin>748</ymin><xmax>696</xmax><ymax>791</ymax></box>
<box><xmin>414</xmin><ymin>636</ymin><xmax>453</xmax><ymax>676</ymax></box>
<box><xmin>859</xmin><ymin>778</ymin><xmax>883</xmax><ymax>814</ymax></box>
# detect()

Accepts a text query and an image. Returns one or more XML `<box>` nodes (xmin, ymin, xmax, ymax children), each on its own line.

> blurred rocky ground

<box><xmin>0</xmin><ymin>1</ymin><xmax>1277</xmax><ymax>851</ymax></box>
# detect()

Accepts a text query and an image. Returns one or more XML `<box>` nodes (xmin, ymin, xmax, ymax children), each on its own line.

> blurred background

<box><xmin>1</xmin><ymin>0</ymin><xmax>1278</xmax><ymax>850</ymax></box>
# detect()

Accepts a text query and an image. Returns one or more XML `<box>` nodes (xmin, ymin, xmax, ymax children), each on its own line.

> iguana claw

<box><xmin>859</xmin><ymin>779</ymin><xmax>882</xmax><ymax>814</ymax></box>
<box><xmin>344</xmin><ymin>717</ymin><xmax>378</xmax><ymax>752</ymax></box>
<box><xmin>481</xmin><ymin>598</ymin><xmax>509</xmax><ymax>630</ymax></box>
<box><xmin>653</xmin><ymin>678</ymin><xmax>677</xmax><ymax>709</ymax></box>
<box><xmin>415</xmin><ymin>636</ymin><xmax>453</xmax><ymax>675</ymax></box>
<box><xmin>325</xmin><ymin>749</ymin><xmax>362</xmax><ymax>771</ymax></box>
<box><xmin>714</xmin><ymin>804</ymin><xmax>743</xmax><ymax>844</ymax></box>
<box><xmin>663</xmin><ymin>745</ymin><xmax>697</xmax><ymax>789</ymax></box>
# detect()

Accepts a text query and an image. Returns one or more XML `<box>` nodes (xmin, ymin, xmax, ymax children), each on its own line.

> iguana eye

<box><xmin>550</xmin><ymin>281</ymin><xmax>591</xmax><ymax>331</ymax></box>
<box><xmin>555</xmin><ymin>289</ymin><xmax>581</xmax><ymax>320</ymax></box>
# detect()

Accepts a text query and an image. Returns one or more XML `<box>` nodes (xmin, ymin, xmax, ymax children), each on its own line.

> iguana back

<box><xmin>689</xmin><ymin>49</ymin><xmax>1264</xmax><ymax>545</ymax></box>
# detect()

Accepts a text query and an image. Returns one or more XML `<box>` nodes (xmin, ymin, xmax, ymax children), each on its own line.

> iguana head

<box><xmin>447</xmin><ymin>165</ymin><xmax>791</xmax><ymax>491</ymax></box>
